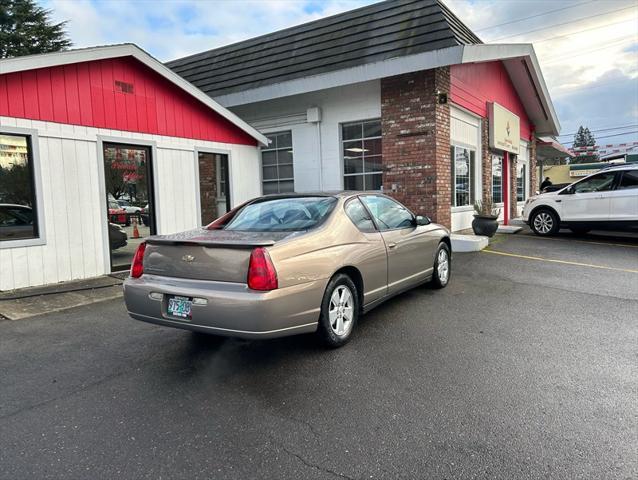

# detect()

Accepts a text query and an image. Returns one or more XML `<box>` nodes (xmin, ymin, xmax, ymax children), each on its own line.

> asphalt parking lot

<box><xmin>1</xmin><ymin>230</ymin><xmax>636</xmax><ymax>480</ymax></box>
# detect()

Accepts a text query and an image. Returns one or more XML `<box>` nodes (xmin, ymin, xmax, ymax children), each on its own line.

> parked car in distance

<box><xmin>0</xmin><ymin>204</ymin><xmax>35</xmax><ymax>240</ymax></box>
<box><xmin>108</xmin><ymin>200</ymin><xmax>130</xmax><ymax>226</ymax></box>
<box><xmin>139</xmin><ymin>204</ymin><xmax>150</xmax><ymax>226</ymax></box>
<box><xmin>108</xmin><ymin>222</ymin><xmax>128</xmax><ymax>250</ymax></box>
<box><xmin>124</xmin><ymin>193</ymin><xmax>451</xmax><ymax>347</ymax></box>
<box><xmin>116</xmin><ymin>199</ymin><xmax>142</xmax><ymax>214</ymax></box>
<box><xmin>523</xmin><ymin>164</ymin><xmax>638</xmax><ymax>235</ymax></box>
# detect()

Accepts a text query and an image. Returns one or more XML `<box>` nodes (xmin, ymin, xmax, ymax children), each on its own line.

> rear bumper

<box><xmin>123</xmin><ymin>274</ymin><xmax>325</xmax><ymax>339</ymax></box>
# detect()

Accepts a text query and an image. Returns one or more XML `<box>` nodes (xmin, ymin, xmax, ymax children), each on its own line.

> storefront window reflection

<box><xmin>0</xmin><ymin>133</ymin><xmax>38</xmax><ymax>241</ymax></box>
<box><xmin>492</xmin><ymin>154</ymin><xmax>503</xmax><ymax>204</ymax></box>
<box><xmin>517</xmin><ymin>162</ymin><xmax>526</xmax><ymax>202</ymax></box>
<box><xmin>451</xmin><ymin>146</ymin><xmax>475</xmax><ymax>207</ymax></box>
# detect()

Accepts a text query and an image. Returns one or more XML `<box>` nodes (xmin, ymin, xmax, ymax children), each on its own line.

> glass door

<box><xmin>103</xmin><ymin>142</ymin><xmax>155</xmax><ymax>271</ymax></box>
<box><xmin>198</xmin><ymin>152</ymin><xmax>230</xmax><ymax>225</ymax></box>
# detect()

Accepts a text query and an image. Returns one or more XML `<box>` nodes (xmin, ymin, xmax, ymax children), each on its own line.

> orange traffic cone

<box><xmin>132</xmin><ymin>218</ymin><xmax>140</xmax><ymax>239</ymax></box>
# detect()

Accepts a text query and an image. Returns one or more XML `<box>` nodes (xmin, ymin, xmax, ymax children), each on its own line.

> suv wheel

<box><xmin>531</xmin><ymin>209</ymin><xmax>559</xmax><ymax>236</ymax></box>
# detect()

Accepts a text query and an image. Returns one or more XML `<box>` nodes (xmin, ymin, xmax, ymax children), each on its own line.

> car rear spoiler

<box><xmin>145</xmin><ymin>237</ymin><xmax>275</xmax><ymax>248</ymax></box>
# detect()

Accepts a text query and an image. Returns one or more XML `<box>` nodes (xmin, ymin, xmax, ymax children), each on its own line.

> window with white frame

<box><xmin>450</xmin><ymin>146</ymin><xmax>476</xmax><ymax>207</ymax></box>
<box><xmin>262</xmin><ymin>131</ymin><xmax>294</xmax><ymax>194</ymax></box>
<box><xmin>342</xmin><ymin>120</ymin><xmax>382</xmax><ymax>191</ymax></box>
<box><xmin>491</xmin><ymin>154</ymin><xmax>503</xmax><ymax>204</ymax></box>
<box><xmin>0</xmin><ymin>133</ymin><xmax>39</xmax><ymax>242</ymax></box>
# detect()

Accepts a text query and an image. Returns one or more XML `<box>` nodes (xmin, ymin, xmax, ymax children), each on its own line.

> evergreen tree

<box><xmin>0</xmin><ymin>0</ymin><xmax>71</xmax><ymax>58</ymax></box>
<box><xmin>571</xmin><ymin>125</ymin><xmax>598</xmax><ymax>164</ymax></box>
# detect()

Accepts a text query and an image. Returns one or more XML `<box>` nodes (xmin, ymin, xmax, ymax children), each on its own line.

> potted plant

<box><xmin>472</xmin><ymin>199</ymin><xmax>500</xmax><ymax>237</ymax></box>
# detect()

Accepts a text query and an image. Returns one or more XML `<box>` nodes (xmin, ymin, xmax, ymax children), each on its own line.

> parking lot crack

<box><xmin>272</xmin><ymin>437</ymin><xmax>355</xmax><ymax>480</ymax></box>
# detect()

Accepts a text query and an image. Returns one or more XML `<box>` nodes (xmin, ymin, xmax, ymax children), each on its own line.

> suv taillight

<box><xmin>247</xmin><ymin>247</ymin><xmax>278</xmax><ymax>291</ymax></box>
<box><xmin>130</xmin><ymin>242</ymin><xmax>146</xmax><ymax>278</ymax></box>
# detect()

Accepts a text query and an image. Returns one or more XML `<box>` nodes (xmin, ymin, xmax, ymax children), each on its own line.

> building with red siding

<box><xmin>168</xmin><ymin>0</ymin><xmax>567</xmax><ymax>233</ymax></box>
<box><xmin>0</xmin><ymin>44</ymin><xmax>267</xmax><ymax>291</ymax></box>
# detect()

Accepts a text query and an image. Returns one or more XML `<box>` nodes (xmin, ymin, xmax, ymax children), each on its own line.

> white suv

<box><xmin>522</xmin><ymin>164</ymin><xmax>638</xmax><ymax>236</ymax></box>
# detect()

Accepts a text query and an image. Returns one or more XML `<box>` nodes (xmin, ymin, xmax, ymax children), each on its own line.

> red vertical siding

<box><xmin>450</xmin><ymin>61</ymin><xmax>532</xmax><ymax>140</ymax></box>
<box><xmin>0</xmin><ymin>56</ymin><xmax>256</xmax><ymax>146</ymax></box>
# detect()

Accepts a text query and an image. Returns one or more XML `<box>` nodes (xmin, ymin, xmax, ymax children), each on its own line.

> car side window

<box><xmin>344</xmin><ymin>198</ymin><xmax>376</xmax><ymax>232</ymax></box>
<box><xmin>572</xmin><ymin>172</ymin><xmax>617</xmax><ymax>193</ymax></box>
<box><xmin>360</xmin><ymin>195</ymin><xmax>414</xmax><ymax>231</ymax></box>
<box><xmin>617</xmin><ymin>170</ymin><xmax>638</xmax><ymax>190</ymax></box>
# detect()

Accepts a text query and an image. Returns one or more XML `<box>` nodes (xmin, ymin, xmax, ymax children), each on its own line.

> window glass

<box><xmin>360</xmin><ymin>195</ymin><xmax>413</xmax><ymax>230</ymax></box>
<box><xmin>517</xmin><ymin>161</ymin><xmax>527</xmax><ymax>202</ymax></box>
<box><xmin>345</xmin><ymin>198</ymin><xmax>376</xmax><ymax>232</ymax></box>
<box><xmin>492</xmin><ymin>154</ymin><xmax>503</xmax><ymax>203</ymax></box>
<box><xmin>224</xmin><ymin>197</ymin><xmax>336</xmax><ymax>232</ymax></box>
<box><xmin>342</xmin><ymin>120</ymin><xmax>382</xmax><ymax>191</ymax></box>
<box><xmin>261</xmin><ymin>131</ymin><xmax>294</xmax><ymax>194</ymax></box>
<box><xmin>617</xmin><ymin>170</ymin><xmax>638</xmax><ymax>189</ymax></box>
<box><xmin>451</xmin><ymin>146</ymin><xmax>475</xmax><ymax>207</ymax></box>
<box><xmin>573</xmin><ymin>172</ymin><xmax>616</xmax><ymax>193</ymax></box>
<box><xmin>0</xmin><ymin>133</ymin><xmax>38</xmax><ymax>241</ymax></box>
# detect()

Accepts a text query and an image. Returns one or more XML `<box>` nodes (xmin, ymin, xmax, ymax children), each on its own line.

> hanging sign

<box><xmin>488</xmin><ymin>102</ymin><xmax>520</xmax><ymax>155</ymax></box>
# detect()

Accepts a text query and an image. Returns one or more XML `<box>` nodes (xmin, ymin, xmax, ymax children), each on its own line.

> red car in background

<box><xmin>108</xmin><ymin>200</ymin><xmax>129</xmax><ymax>226</ymax></box>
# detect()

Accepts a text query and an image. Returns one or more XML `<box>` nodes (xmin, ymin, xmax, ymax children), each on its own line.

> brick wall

<box><xmin>530</xmin><ymin>136</ymin><xmax>537</xmax><ymax>193</ymax></box>
<box><xmin>509</xmin><ymin>153</ymin><xmax>518</xmax><ymax>219</ymax></box>
<box><xmin>198</xmin><ymin>152</ymin><xmax>217</xmax><ymax>225</ymax></box>
<box><xmin>380</xmin><ymin>67</ymin><xmax>451</xmax><ymax>227</ymax></box>
<box><xmin>481</xmin><ymin>120</ymin><xmax>491</xmax><ymax>206</ymax></box>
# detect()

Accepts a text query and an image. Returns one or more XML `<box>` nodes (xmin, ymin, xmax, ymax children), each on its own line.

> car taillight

<box><xmin>247</xmin><ymin>247</ymin><xmax>278</xmax><ymax>291</ymax></box>
<box><xmin>130</xmin><ymin>242</ymin><xmax>146</xmax><ymax>278</ymax></box>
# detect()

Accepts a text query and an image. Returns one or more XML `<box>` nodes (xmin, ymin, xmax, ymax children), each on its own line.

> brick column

<box><xmin>198</xmin><ymin>153</ymin><xmax>217</xmax><ymax>225</ymax></box>
<box><xmin>510</xmin><ymin>153</ymin><xmax>518</xmax><ymax>219</ymax></box>
<box><xmin>380</xmin><ymin>67</ymin><xmax>451</xmax><ymax>227</ymax></box>
<box><xmin>529</xmin><ymin>136</ymin><xmax>538</xmax><ymax>193</ymax></box>
<box><xmin>481</xmin><ymin>119</ymin><xmax>491</xmax><ymax>205</ymax></box>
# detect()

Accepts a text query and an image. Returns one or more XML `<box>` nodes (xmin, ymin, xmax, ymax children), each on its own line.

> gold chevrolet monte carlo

<box><xmin>123</xmin><ymin>192</ymin><xmax>451</xmax><ymax>347</ymax></box>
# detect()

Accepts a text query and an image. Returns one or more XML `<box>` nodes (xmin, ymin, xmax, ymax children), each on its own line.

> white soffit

<box><xmin>214</xmin><ymin>43</ymin><xmax>559</xmax><ymax>137</ymax></box>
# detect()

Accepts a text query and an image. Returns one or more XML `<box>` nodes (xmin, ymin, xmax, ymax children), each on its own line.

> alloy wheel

<box><xmin>437</xmin><ymin>249</ymin><xmax>449</xmax><ymax>285</ymax></box>
<box><xmin>533</xmin><ymin>212</ymin><xmax>553</xmax><ymax>234</ymax></box>
<box><xmin>328</xmin><ymin>285</ymin><xmax>354</xmax><ymax>337</ymax></box>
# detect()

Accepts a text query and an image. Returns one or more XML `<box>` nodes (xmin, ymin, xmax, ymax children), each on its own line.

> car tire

<box><xmin>317</xmin><ymin>273</ymin><xmax>359</xmax><ymax>348</ymax></box>
<box><xmin>430</xmin><ymin>242</ymin><xmax>451</xmax><ymax>289</ymax></box>
<box><xmin>530</xmin><ymin>209</ymin><xmax>560</xmax><ymax>236</ymax></box>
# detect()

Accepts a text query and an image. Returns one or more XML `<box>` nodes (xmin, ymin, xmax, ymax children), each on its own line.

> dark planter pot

<box><xmin>472</xmin><ymin>215</ymin><xmax>499</xmax><ymax>237</ymax></box>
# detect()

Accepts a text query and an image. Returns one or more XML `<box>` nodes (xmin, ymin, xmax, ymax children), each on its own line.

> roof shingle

<box><xmin>167</xmin><ymin>0</ymin><xmax>481</xmax><ymax>98</ymax></box>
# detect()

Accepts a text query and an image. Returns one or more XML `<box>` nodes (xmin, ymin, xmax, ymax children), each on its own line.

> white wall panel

<box><xmin>231</xmin><ymin>80</ymin><xmax>381</xmax><ymax>193</ymax></box>
<box><xmin>1</xmin><ymin>115</ymin><xmax>261</xmax><ymax>291</ymax></box>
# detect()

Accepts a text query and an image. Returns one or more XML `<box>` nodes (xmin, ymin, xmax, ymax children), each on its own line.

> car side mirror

<box><xmin>415</xmin><ymin>215</ymin><xmax>430</xmax><ymax>226</ymax></box>
<box><xmin>560</xmin><ymin>186</ymin><xmax>575</xmax><ymax>195</ymax></box>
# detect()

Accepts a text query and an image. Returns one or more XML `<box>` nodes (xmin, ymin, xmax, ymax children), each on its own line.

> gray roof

<box><xmin>166</xmin><ymin>0</ymin><xmax>482</xmax><ymax>98</ymax></box>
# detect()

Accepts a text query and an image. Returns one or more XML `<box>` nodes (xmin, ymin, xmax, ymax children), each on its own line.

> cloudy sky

<box><xmin>41</xmin><ymin>0</ymin><xmax>638</xmax><ymax>147</ymax></box>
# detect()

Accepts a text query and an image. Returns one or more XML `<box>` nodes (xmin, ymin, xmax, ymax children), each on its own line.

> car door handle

<box><xmin>387</xmin><ymin>242</ymin><xmax>397</xmax><ymax>249</ymax></box>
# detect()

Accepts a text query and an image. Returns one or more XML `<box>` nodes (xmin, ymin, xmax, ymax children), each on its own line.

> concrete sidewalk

<box><xmin>0</xmin><ymin>274</ymin><xmax>126</xmax><ymax>320</ymax></box>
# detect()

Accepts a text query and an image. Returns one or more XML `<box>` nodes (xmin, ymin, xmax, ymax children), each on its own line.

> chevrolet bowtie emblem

<box><xmin>182</xmin><ymin>254</ymin><xmax>195</xmax><ymax>262</ymax></box>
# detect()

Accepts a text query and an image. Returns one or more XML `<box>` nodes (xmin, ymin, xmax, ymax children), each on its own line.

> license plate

<box><xmin>167</xmin><ymin>296</ymin><xmax>192</xmax><ymax>319</ymax></box>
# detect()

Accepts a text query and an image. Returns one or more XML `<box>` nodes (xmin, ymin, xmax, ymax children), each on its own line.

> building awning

<box><xmin>536</xmin><ymin>136</ymin><xmax>572</xmax><ymax>159</ymax></box>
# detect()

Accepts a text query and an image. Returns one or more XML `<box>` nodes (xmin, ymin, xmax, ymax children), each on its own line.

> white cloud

<box><xmin>40</xmin><ymin>0</ymin><xmax>638</xmax><ymax>143</ymax></box>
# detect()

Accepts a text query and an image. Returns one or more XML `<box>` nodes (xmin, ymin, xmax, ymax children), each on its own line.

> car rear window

<box><xmin>224</xmin><ymin>197</ymin><xmax>337</xmax><ymax>232</ymax></box>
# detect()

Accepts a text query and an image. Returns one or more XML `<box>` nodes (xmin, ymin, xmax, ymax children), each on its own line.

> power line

<box><xmin>475</xmin><ymin>1</ymin><xmax>594</xmax><ymax>32</ymax></box>
<box><xmin>563</xmin><ymin>130</ymin><xmax>638</xmax><ymax>144</ymax></box>
<box><xmin>552</xmin><ymin>78</ymin><xmax>638</xmax><ymax>97</ymax></box>
<box><xmin>487</xmin><ymin>4</ymin><xmax>637</xmax><ymax>42</ymax></box>
<box><xmin>534</xmin><ymin>17</ymin><xmax>638</xmax><ymax>44</ymax></box>
<box><xmin>558</xmin><ymin>124</ymin><xmax>638</xmax><ymax>137</ymax></box>
<box><xmin>542</xmin><ymin>36</ymin><xmax>636</xmax><ymax>64</ymax></box>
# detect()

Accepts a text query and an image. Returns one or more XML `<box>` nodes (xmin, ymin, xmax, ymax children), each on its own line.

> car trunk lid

<box><xmin>143</xmin><ymin>229</ymin><xmax>296</xmax><ymax>283</ymax></box>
